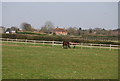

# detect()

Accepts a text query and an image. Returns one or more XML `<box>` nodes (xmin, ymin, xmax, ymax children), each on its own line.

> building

<box><xmin>53</xmin><ymin>28</ymin><xmax>67</xmax><ymax>35</ymax></box>
<box><xmin>11</xmin><ymin>30</ymin><xmax>16</xmax><ymax>34</ymax></box>
<box><xmin>5</xmin><ymin>28</ymin><xmax>16</xmax><ymax>34</ymax></box>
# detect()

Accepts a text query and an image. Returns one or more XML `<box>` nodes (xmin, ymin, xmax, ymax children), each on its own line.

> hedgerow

<box><xmin>2</xmin><ymin>34</ymin><xmax>119</xmax><ymax>45</ymax></box>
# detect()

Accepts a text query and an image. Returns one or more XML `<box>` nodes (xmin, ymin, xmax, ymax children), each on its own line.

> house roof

<box><xmin>54</xmin><ymin>28</ymin><xmax>67</xmax><ymax>32</ymax></box>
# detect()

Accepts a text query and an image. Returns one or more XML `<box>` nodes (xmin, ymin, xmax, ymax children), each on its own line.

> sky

<box><xmin>0</xmin><ymin>2</ymin><xmax>2</xmax><ymax>26</ymax></box>
<box><xmin>1</xmin><ymin>2</ymin><xmax>118</xmax><ymax>30</ymax></box>
<box><xmin>1</xmin><ymin>0</ymin><xmax>120</xmax><ymax>2</ymax></box>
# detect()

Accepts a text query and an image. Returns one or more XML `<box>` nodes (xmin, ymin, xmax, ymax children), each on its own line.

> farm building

<box><xmin>53</xmin><ymin>27</ymin><xmax>67</xmax><ymax>35</ymax></box>
<box><xmin>5</xmin><ymin>27</ymin><xmax>17</xmax><ymax>34</ymax></box>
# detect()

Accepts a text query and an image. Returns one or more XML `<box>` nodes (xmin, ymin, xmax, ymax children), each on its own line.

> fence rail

<box><xmin>0</xmin><ymin>38</ymin><xmax>119</xmax><ymax>50</ymax></box>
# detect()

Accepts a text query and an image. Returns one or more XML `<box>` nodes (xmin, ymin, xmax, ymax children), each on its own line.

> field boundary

<box><xmin>1</xmin><ymin>38</ymin><xmax>119</xmax><ymax>50</ymax></box>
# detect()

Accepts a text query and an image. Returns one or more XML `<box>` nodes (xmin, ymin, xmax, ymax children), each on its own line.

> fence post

<box><xmin>15</xmin><ymin>39</ymin><xmax>17</xmax><ymax>45</ymax></box>
<box><xmin>11</xmin><ymin>39</ymin><xmax>13</xmax><ymax>42</ymax></box>
<box><xmin>43</xmin><ymin>41</ymin><xmax>44</xmax><ymax>46</ymax></box>
<box><xmin>90</xmin><ymin>43</ymin><xmax>92</xmax><ymax>49</ymax></box>
<box><xmin>52</xmin><ymin>41</ymin><xmax>54</xmax><ymax>47</ymax></box>
<box><xmin>100</xmin><ymin>44</ymin><xmax>101</xmax><ymax>49</ymax></box>
<box><xmin>26</xmin><ymin>39</ymin><xmax>27</xmax><ymax>44</ymax></box>
<box><xmin>7</xmin><ymin>38</ymin><xmax>8</xmax><ymax>43</ymax></box>
<box><xmin>81</xmin><ymin>43</ymin><xmax>82</xmax><ymax>49</ymax></box>
<box><xmin>34</xmin><ymin>40</ymin><xmax>36</xmax><ymax>45</ymax></box>
<box><xmin>109</xmin><ymin>44</ymin><xmax>111</xmax><ymax>51</ymax></box>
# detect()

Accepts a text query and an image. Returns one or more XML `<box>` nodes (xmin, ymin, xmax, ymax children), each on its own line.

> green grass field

<box><xmin>2</xmin><ymin>42</ymin><xmax>118</xmax><ymax>79</ymax></box>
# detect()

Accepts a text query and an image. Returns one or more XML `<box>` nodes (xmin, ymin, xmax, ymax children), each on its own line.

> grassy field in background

<box><xmin>2</xmin><ymin>42</ymin><xmax>118</xmax><ymax>79</ymax></box>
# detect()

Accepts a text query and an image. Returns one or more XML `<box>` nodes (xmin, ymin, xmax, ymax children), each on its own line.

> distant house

<box><xmin>5</xmin><ymin>28</ymin><xmax>11</xmax><ymax>34</ymax></box>
<box><xmin>11</xmin><ymin>30</ymin><xmax>16</xmax><ymax>34</ymax></box>
<box><xmin>5</xmin><ymin>28</ymin><xmax>16</xmax><ymax>34</ymax></box>
<box><xmin>53</xmin><ymin>28</ymin><xmax>67</xmax><ymax>35</ymax></box>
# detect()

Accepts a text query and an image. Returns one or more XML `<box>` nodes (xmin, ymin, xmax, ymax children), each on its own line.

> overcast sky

<box><xmin>1</xmin><ymin>2</ymin><xmax>118</xmax><ymax>29</ymax></box>
<box><xmin>1</xmin><ymin>0</ymin><xmax>119</xmax><ymax>2</ymax></box>
<box><xmin>0</xmin><ymin>2</ymin><xmax>2</xmax><ymax>26</ymax></box>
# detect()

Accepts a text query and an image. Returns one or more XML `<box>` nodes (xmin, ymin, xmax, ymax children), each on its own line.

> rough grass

<box><xmin>2</xmin><ymin>42</ymin><xmax>118</xmax><ymax>79</ymax></box>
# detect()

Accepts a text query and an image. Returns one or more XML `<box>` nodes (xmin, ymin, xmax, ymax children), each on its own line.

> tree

<box><xmin>79</xmin><ymin>27</ymin><xmax>82</xmax><ymax>30</ymax></box>
<box><xmin>45</xmin><ymin>21</ymin><xmax>55</xmax><ymax>33</ymax></box>
<box><xmin>0</xmin><ymin>26</ymin><xmax>5</xmax><ymax>33</ymax></box>
<box><xmin>21</xmin><ymin>22</ymin><xmax>35</xmax><ymax>31</ymax></box>
<box><xmin>11</xmin><ymin>26</ymin><xmax>20</xmax><ymax>32</ymax></box>
<box><xmin>67</xmin><ymin>27</ymin><xmax>78</xmax><ymax>36</ymax></box>
<box><xmin>77</xmin><ymin>27</ymin><xmax>82</xmax><ymax>35</ymax></box>
<box><xmin>89</xmin><ymin>28</ymin><xmax>93</xmax><ymax>33</ymax></box>
<box><xmin>40</xmin><ymin>21</ymin><xmax>55</xmax><ymax>33</ymax></box>
<box><xmin>40</xmin><ymin>26</ymin><xmax>48</xmax><ymax>33</ymax></box>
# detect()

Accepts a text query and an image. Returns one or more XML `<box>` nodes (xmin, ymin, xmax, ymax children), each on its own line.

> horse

<box><xmin>62</xmin><ymin>41</ymin><xmax>71</xmax><ymax>49</ymax></box>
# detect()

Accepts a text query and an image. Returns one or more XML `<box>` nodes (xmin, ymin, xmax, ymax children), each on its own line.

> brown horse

<box><xmin>62</xmin><ymin>41</ymin><xmax>71</xmax><ymax>49</ymax></box>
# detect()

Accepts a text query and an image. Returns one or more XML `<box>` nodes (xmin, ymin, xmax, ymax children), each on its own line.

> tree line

<box><xmin>1</xmin><ymin>21</ymin><xmax>119</xmax><ymax>36</ymax></box>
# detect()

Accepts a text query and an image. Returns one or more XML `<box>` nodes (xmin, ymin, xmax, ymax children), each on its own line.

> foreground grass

<box><xmin>2</xmin><ymin>42</ymin><xmax>118</xmax><ymax>79</ymax></box>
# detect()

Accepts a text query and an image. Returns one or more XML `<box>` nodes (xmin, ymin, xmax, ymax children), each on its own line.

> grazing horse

<box><xmin>62</xmin><ymin>41</ymin><xmax>71</xmax><ymax>49</ymax></box>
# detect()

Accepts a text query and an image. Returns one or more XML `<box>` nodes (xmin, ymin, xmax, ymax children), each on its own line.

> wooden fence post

<box><xmin>34</xmin><ymin>40</ymin><xmax>36</xmax><ymax>45</ymax></box>
<box><xmin>7</xmin><ymin>38</ymin><xmax>8</xmax><ymax>43</ymax></box>
<box><xmin>81</xmin><ymin>43</ymin><xmax>83</xmax><ymax>49</ymax></box>
<box><xmin>90</xmin><ymin>43</ymin><xmax>92</xmax><ymax>49</ymax></box>
<box><xmin>43</xmin><ymin>41</ymin><xmax>44</xmax><ymax>46</ymax></box>
<box><xmin>110</xmin><ymin>44</ymin><xmax>111</xmax><ymax>51</ymax></box>
<box><xmin>15</xmin><ymin>39</ymin><xmax>17</xmax><ymax>45</ymax></box>
<box><xmin>52</xmin><ymin>41</ymin><xmax>54</xmax><ymax>47</ymax></box>
<box><xmin>11</xmin><ymin>39</ymin><xmax>13</xmax><ymax>42</ymax></box>
<box><xmin>26</xmin><ymin>39</ymin><xmax>27</xmax><ymax>44</ymax></box>
<box><xmin>100</xmin><ymin>44</ymin><xmax>101</xmax><ymax>49</ymax></box>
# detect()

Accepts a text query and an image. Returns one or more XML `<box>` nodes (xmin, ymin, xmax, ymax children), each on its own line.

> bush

<box><xmin>16</xmin><ymin>32</ymin><xmax>46</xmax><ymax>36</ymax></box>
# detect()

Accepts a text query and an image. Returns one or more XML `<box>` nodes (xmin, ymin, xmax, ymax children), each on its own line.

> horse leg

<box><xmin>62</xmin><ymin>45</ymin><xmax>64</xmax><ymax>48</ymax></box>
<box><xmin>66</xmin><ymin>45</ymin><xmax>67</xmax><ymax>49</ymax></box>
<box><xmin>73</xmin><ymin>45</ymin><xmax>75</xmax><ymax>48</ymax></box>
<box><xmin>63</xmin><ymin>45</ymin><xmax>67</xmax><ymax>49</ymax></box>
<box><xmin>63</xmin><ymin>45</ymin><xmax>65</xmax><ymax>49</ymax></box>
<box><xmin>68</xmin><ymin>45</ymin><xmax>71</xmax><ymax>48</ymax></box>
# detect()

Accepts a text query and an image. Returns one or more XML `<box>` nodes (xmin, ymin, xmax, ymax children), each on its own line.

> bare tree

<box><xmin>11</xmin><ymin>26</ymin><xmax>20</xmax><ymax>32</ymax></box>
<box><xmin>77</xmin><ymin>27</ymin><xmax>82</xmax><ymax>35</ymax></box>
<box><xmin>45</xmin><ymin>21</ymin><xmax>55</xmax><ymax>33</ymax></box>
<box><xmin>20</xmin><ymin>22</ymin><xmax>35</xmax><ymax>31</ymax></box>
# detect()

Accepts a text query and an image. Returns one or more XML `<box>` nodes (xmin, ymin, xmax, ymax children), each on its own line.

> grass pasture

<box><xmin>2</xmin><ymin>42</ymin><xmax>118</xmax><ymax>79</ymax></box>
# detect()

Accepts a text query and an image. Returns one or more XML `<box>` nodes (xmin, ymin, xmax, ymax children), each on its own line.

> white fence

<box><xmin>1</xmin><ymin>38</ymin><xmax>63</xmax><ymax>47</ymax></box>
<box><xmin>0</xmin><ymin>38</ymin><xmax>119</xmax><ymax>50</ymax></box>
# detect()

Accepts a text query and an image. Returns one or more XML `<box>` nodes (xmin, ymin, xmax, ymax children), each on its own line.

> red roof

<box><xmin>54</xmin><ymin>28</ymin><xmax>67</xmax><ymax>32</ymax></box>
